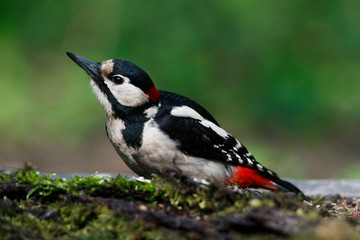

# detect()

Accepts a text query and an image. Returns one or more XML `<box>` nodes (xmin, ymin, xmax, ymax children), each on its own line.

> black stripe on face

<box><xmin>96</xmin><ymin>79</ymin><xmax>155</xmax><ymax>149</ymax></box>
<box><xmin>112</xmin><ymin>60</ymin><xmax>155</xmax><ymax>91</ymax></box>
<box><xmin>95</xmin><ymin>80</ymin><xmax>130</xmax><ymax>118</ymax></box>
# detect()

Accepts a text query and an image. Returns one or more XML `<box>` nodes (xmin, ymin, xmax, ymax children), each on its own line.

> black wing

<box><xmin>155</xmin><ymin>111</ymin><xmax>260</xmax><ymax>170</ymax></box>
<box><xmin>154</xmin><ymin>100</ymin><xmax>303</xmax><ymax>195</ymax></box>
<box><xmin>159</xmin><ymin>90</ymin><xmax>219</xmax><ymax>126</ymax></box>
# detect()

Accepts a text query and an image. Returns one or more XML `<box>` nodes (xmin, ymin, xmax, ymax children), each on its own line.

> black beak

<box><xmin>66</xmin><ymin>52</ymin><xmax>101</xmax><ymax>79</ymax></box>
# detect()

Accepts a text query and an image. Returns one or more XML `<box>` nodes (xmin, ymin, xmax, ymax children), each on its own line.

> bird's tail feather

<box><xmin>272</xmin><ymin>178</ymin><xmax>303</xmax><ymax>195</ymax></box>
<box><xmin>227</xmin><ymin>166</ymin><xmax>304</xmax><ymax>196</ymax></box>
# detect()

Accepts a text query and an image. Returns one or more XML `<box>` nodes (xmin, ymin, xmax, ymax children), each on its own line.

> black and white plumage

<box><xmin>67</xmin><ymin>52</ymin><xmax>303</xmax><ymax>195</ymax></box>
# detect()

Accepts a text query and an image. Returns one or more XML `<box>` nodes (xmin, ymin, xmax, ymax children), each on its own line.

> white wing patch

<box><xmin>170</xmin><ymin>105</ymin><xmax>267</xmax><ymax>171</ymax></box>
<box><xmin>200</xmin><ymin>120</ymin><xmax>229</xmax><ymax>138</ymax></box>
<box><xmin>170</xmin><ymin>105</ymin><xmax>229</xmax><ymax>139</ymax></box>
<box><xmin>170</xmin><ymin>106</ymin><xmax>205</xmax><ymax>120</ymax></box>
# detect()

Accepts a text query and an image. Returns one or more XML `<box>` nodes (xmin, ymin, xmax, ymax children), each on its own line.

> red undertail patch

<box><xmin>227</xmin><ymin>166</ymin><xmax>278</xmax><ymax>190</ymax></box>
<box><xmin>144</xmin><ymin>85</ymin><xmax>160</xmax><ymax>103</ymax></box>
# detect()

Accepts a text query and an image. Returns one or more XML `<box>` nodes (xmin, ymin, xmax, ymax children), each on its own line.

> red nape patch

<box><xmin>227</xmin><ymin>166</ymin><xmax>278</xmax><ymax>190</ymax></box>
<box><xmin>144</xmin><ymin>85</ymin><xmax>160</xmax><ymax>103</ymax></box>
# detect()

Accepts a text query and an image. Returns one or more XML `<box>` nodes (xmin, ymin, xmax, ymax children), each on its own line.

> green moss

<box><xmin>0</xmin><ymin>169</ymin><xmax>359</xmax><ymax>239</ymax></box>
<box><xmin>0</xmin><ymin>198</ymin><xmax>188</xmax><ymax>240</ymax></box>
<box><xmin>0</xmin><ymin>170</ymin><xmax>157</xmax><ymax>200</ymax></box>
<box><xmin>151</xmin><ymin>174</ymin><xmax>242</xmax><ymax>214</ymax></box>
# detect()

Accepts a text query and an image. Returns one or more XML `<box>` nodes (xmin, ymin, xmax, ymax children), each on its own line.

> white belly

<box><xmin>107</xmin><ymin>118</ymin><xmax>232</xmax><ymax>182</ymax></box>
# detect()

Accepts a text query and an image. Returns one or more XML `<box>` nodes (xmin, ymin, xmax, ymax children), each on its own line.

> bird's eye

<box><xmin>111</xmin><ymin>76</ymin><xmax>124</xmax><ymax>85</ymax></box>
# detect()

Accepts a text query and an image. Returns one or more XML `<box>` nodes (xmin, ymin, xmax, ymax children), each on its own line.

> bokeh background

<box><xmin>1</xmin><ymin>1</ymin><xmax>359</xmax><ymax>179</ymax></box>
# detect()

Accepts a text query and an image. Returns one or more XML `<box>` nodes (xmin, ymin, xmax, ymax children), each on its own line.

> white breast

<box><xmin>106</xmin><ymin>118</ymin><xmax>139</xmax><ymax>173</ymax></box>
<box><xmin>137</xmin><ymin>119</ymin><xmax>232</xmax><ymax>182</ymax></box>
<box><xmin>136</xmin><ymin>119</ymin><xmax>181</xmax><ymax>173</ymax></box>
<box><xmin>107</xmin><ymin>117</ymin><xmax>232</xmax><ymax>182</ymax></box>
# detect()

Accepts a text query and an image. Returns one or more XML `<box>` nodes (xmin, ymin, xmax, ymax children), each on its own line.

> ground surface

<box><xmin>291</xmin><ymin>179</ymin><xmax>360</xmax><ymax>197</ymax></box>
<box><xmin>0</xmin><ymin>167</ymin><xmax>360</xmax><ymax>239</ymax></box>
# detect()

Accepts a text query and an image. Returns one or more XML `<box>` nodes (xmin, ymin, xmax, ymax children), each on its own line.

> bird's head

<box><xmin>67</xmin><ymin>52</ymin><xmax>159</xmax><ymax>116</ymax></box>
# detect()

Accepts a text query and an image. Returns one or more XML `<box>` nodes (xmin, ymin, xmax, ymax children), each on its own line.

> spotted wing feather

<box><xmin>156</xmin><ymin>111</ymin><xmax>271</xmax><ymax>176</ymax></box>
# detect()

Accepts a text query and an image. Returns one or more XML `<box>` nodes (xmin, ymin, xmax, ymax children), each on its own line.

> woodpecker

<box><xmin>67</xmin><ymin>52</ymin><xmax>303</xmax><ymax>195</ymax></box>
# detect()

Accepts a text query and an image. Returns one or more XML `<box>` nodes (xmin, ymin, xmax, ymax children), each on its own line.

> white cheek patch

<box><xmin>90</xmin><ymin>79</ymin><xmax>113</xmax><ymax>115</ymax></box>
<box><xmin>104</xmin><ymin>77</ymin><xmax>149</xmax><ymax>107</ymax></box>
<box><xmin>170</xmin><ymin>106</ymin><xmax>205</xmax><ymax>120</ymax></box>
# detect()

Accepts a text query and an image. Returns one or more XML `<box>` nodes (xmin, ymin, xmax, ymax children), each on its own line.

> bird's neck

<box><xmin>110</xmin><ymin>101</ymin><xmax>155</xmax><ymax>120</ymax></box>
<box><xmin>93</xmin><ymin>79</ymin><xmax>156</xmax><ymax>119</ymax></box>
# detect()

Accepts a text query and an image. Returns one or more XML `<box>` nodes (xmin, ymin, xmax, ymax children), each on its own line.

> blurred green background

<box><xmin>0</xmin><ymin>1</ymin><xmax>359</xmax><ymax>178</ymax></box>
